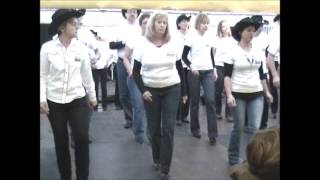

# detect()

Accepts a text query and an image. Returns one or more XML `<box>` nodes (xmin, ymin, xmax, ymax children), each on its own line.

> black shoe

<box><xmin>209</xmin><ymin>138</ymin><xmax>216</xmax><ymax>145</ymax></box>
<box><xmin>123</xmin><ymin>122</ymin><xmax>132</xmax><ymax>129</ymax></box>
<box><xmin>102</xmin><ymin>106</ymin><xmax>107</xmax><ymax>111</ymax></box>
<box><xmin>192</xmin><ymin>131</ymin><xmax>201</xmax><ymax>138</ymax></box>
<box><xmin>135</xmin><ymin>135</ymin><xmax>144</xmax><ymax>144</ymax></box>
<box><xmin>226</xmin><ymin>115</ymin><xmax>233</xmax><ymax>122</ymax></box>
<box><xmin>182</xmin><ymin>118</ymin><xmax>189</xmax><ymax>123</ymax></box>
<box><xmin>160</xmin><ymin>172</ymin><xmax>170</xmax><ymax>180</ymax></box>
<box><xmin>216</xmin><ymin>114</ymin><xmax>223</xmax><ymax>120</ymax></box>
<box><xmin>176</xmin><ymin>120</ymin><xmax>182</xmax><ymax>126</ymax></box>
<box><xmin>115</xmin><ymin>105</ymin><xmax>122</xmax><ymax>110</ymax></box>
<box><xmin>200</xmin><ymin>96</ymin><xmax>205</xmax><ymax>105</ymax></box>
<box><xmin>153</xmin><ymin>163</ymin><xmax>160</xmax><ymax>171</ymax></box>
<box><xmin>272</xmin><ymin>113</ymin><xmax>277</xmax><ymax>119</ymax></box>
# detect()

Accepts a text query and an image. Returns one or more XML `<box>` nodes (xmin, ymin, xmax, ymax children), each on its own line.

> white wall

<box><xmin>40</xmin><ymin>8</ymin><xmax>277</xmax><ymax>41</ymax></box>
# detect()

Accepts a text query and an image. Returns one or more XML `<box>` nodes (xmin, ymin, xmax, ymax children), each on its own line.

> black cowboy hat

<box><xmin>176</xmin><ymin>14</ymin><xmax>191</xmax><ymax>29</ymax></box>
<box><xmin>90</xmin><ymin>29</ymin><xmax>98</xmax><ymax>37</ymax></box>
<box><xmin>273</xmin><ymin>14</ymin><xmax>280</xmax><ymax>22</ymax></box>
<box><xmin>251</xmin><ymin>15</ymin><xmax>269</xmax><ymax>29</ymax></box>
<box><xmin>231</xmin><ymin>17</ymin><xmax>257</xmax><ymax>42</ymax></box>
<box><xmin>48</xmin><ymin>9</ymin><xmax>86</xmax><ymax>36</ymax></box>
<box><xmin>121</xmin><ymin>9</ymin><xmax>141</xmax><ymax>19</ymax></box>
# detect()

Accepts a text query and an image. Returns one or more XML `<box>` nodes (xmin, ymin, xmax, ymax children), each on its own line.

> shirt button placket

<box><xmin>62</xmin><ymin>51</ymin><xmax>68</xmax><ymax>103</ymax></box>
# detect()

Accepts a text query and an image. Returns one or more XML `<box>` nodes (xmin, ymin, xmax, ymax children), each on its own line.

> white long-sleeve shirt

<box><xmin>114</xmin><ymin>21</ymin><xmax>141</xmax><ymax>58</ymax></box>
<box><xmin>40</xmin><ymin>38</ymin><xmax>96</xmax><ymax>104</ymax></box>
<box><xmin>91</xmin><ymin>40</ymin><xmax>117</xmax><ymax>69</ymax></box>
<box><xmin>267</xmin><ymin>22</ymin><xmax>280</xmax><ymax>63</ymax></box>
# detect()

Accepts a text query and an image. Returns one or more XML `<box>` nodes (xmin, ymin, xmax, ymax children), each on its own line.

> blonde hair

<box><xmin>194</xmin><ymin>13</ymin><xmax>210</xmax><ymax>30</ymax></box>
<box><xmin>145</xmin><ymin>12</ymin><xmax>170</xmax><ymax>43</ymax></box>
<box><xmin>216</xmin><ymin>20</ymin><xmax>231</xmax><ymax>38</ymax></box>
<box><xmin>246</xmin><ymin>127</ymin><xmax>280</xmax><ymax>180</ymax></box>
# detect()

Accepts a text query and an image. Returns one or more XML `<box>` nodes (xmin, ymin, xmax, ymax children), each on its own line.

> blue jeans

<box><xmin>127</xmin><ymin>76</ymin><xmax>145</xmax><ymax>137</ymax></box>
<box><xmin>188</xmin><ymin>70</ymin><xmax>218</xmax><ymax>138</ymax></box>
<box><xmin>116</xmin><ymin>58</ymin><xmax>132</xmax><ymax>122</ymax></box>
<box><xmin>228</xmin><ymin>95</ymin><xmax>264</xmax><ymax>165</ymax></box>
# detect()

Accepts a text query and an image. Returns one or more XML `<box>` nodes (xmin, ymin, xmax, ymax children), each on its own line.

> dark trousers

<box><xmin>92</xmin><ymin>68</ymin><xmax>108</xmax><ymax>108</ymax></box>
<box><xmin>215</xmin><ymin>66</ymin><xmax>231</xmax><ymax>116</ymax></box>
<box><xmin>144</xmin><ymin>84</ymin><xmax>180</xmax><ymax>174</ymax></box>
<box><xmin>260</xmin><ymin>96</ymin><xmax>269</xmax><ymax>129</ymax></box>
<box><xmin>47</xmin><ymin>96</ymin><xmax>91</xmax><ymax>180</ymax></box>
<box><xmin>176</xmin><ymin>68</ymin><xmax>190</xmax><ymax>120</ymax></box>
<box><xmin>113</xmin><ymin>63</ymin><xmax>121</xmax><ymax>107</ymax></box>
<box><xmin>259</xmin><ymin>62</ymin><xmax>279</xmax><ymax>129</ymax></box>
<box><xmin>269</xmin><ymin>62</ymin><xmax>279</xmax><ymax>114</ymax></box>
<box><xmin>188</xmin><ymin>70</ymin><xmax>218</xmax><ymax>138</ymax></box>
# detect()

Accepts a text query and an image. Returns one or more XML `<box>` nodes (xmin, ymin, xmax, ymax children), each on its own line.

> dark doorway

<box><xmin>40</xmin><ymin>24</ymin><xmax>52</xmax><ymax>48</ymax></box>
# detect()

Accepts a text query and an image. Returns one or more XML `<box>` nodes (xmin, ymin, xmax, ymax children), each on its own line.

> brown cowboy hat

<box><xmin>48</xmin><ymin>9</ymin><xmax>86</xmax><ymax>36</ymax></box>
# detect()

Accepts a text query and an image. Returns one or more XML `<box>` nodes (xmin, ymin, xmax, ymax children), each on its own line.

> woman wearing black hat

<box><xmin>225</xmin><ymin>17</ymin><xmax>273</xmax><ymax>166</ymax></box>
<box><xmin>175</xmin><ymin>14</ymin><xmax>191</xmax><ymax>126</ymax></box>
<box><xmin>109</xmin><ymin>8</ymin><xmax>141</xmax><ymax>129</ymax></box>
<box><xmin>250</xmin><ymin>15</ymin><xmax>272</xmax><ymax>130</ymax></box>
<box><xmin>266</xmin><ymin>14</ymin><xmax>280</xmax><ymax>119</ymax></box>
<box><xmin>40</xmin><ymin>9</ymin><xmax>96</xmax><ymax>180</ymax></box>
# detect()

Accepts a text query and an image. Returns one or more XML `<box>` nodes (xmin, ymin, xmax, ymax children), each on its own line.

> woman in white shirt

<box><xmin>213</xmin><ymin>20</ymin><xmax>236</xmax><ymax>122</ymax></box>
<box><xmin>175</xmin><ymin>14</ymin><xmax>191</xmax><ymax>126</ymax></box>
<box><xmin>40</xmin><ymin>9</ymin><xmax>96</xmax><ymax>180</ymax></box>
<box><xmin>132</xmin><ymin>12</ymin><xmax>187</xmax><ymax>180</ymax></box>
<box><xmin>225</xmin><ymin>17</ymin><xmax>273</xmax><ymax>166</ymax></box>
<box><xmin>109</xmin><ymin>8</ymin><xmax>142</xmax><ymax>129</ymax></box>
<box><xmin>181</xmin><ymin>13</ymin><xmax>218</xmax><ymax>145</ymax></box>
<box><xmin>122</xmin><ymin>13</ymin><xmax>151</xmax><ymax>144</ymax></box>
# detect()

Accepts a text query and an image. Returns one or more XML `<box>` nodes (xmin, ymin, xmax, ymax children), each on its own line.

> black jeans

<box><xmin>215</xmin><ymin>66</ymin><xmax>231</xmax><ymax>116</ymax></box>
<box><xmin>92</xmin><ymin>68</ymin><xmax>108</xmax><ymax>108</ymax></box>
<box><xmin>176</xmin><ymin>68</ymin><xmax>190</xmax><ymax>120</ymax></box>
<box><xmin>144</xmin><ymin>84</ymin><xmax>181</xmax><ymax>174</ymax></box>
<box><xmin>260</xmin><ymin>62</ymin><xmax>279</xmax><ymax>129</ymax></box>
<box><xmin>260</xmin><ymin>96</ymin><xmax>269</xmax><ymax>129</ymax></box>
<box><xmin>47</xmin><ymin>96</ymin><xmax>91</xmax><ymax>180</ymax></box>
<box><xmin>269</xmin><ymin>62</ymin><xmax>279</xmax><ymax>114</ymax></box>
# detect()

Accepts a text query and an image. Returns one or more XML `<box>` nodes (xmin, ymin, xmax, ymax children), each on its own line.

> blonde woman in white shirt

<box><xmin>213</xmin><ymin>20</ymin><xmax>236</xmax><ymax>122</ymax></box>
<box><xmin>181</xmin><ymin>13</ymin><xmax>218</xmax><ymax>145</ymax></box>
<box><xmin>132</xmin><ymin>12</ymin><xmax>187</xmax><ymax>180</ymax></box>
<box><xmin>225</xmin><ymin>17</ymin><xmax>273</xmax><ymax>166</ymax></box>
<box><xmin>40</xmin><ymin>9</ymin><xmax>96</xmax><ymax>180</ymax></box>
